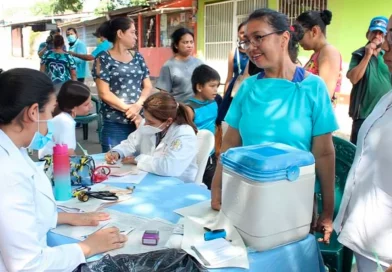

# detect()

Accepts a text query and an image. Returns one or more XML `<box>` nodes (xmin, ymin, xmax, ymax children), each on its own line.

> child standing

<box><xmin>39</xmin><ymin>81</ymin><xmax>92</xmax><ymax>159</ymax></box>
<box><xmin>186</xmin><ymin>64</ymin><xmax>221</xmax><ymax>189</ymax></box>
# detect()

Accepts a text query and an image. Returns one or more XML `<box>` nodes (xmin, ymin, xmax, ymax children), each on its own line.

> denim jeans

<box><xmin>101</xmin><ymin>121</ymin><xmax>136</xmax><ymax>153</ymax></box>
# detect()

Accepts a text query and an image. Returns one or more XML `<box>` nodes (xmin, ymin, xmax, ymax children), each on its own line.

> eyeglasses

<box><xmin>238</xmin><ymin>30</ymin><xmax>284</xmax><ymax>50</ymax></box>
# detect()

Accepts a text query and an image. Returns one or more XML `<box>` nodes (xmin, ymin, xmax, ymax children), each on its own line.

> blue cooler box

<box><xmin>221</xmin><ymin>142</ymin><xmax>315</xmax><ymax>251</ymax></box>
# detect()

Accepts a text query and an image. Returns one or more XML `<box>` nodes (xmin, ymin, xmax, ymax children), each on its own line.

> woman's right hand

<box><xmin>125</xmin><ymin>103</ymin><xmax>142</xmax><ymax>121</ymax></box>
<box><xmin>211</xmin><ymin>186</ymin><xmax>222</xmax><ymax>211</ymax></box>
<box><xmin>105</xmin><ymin>151</ymin><xmax>120</xmax><ymax>164</ymax></box>
<box><xmin>79</xmin><ymin>227</ymin><xmax>127</xmax><ymax>257</ymax></box>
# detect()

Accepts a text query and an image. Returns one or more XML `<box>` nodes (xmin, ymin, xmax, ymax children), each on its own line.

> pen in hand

<box><xmin>108</xmin><ymin>137</ymin><xmax>116</xmax><ymax>165</ymax></box>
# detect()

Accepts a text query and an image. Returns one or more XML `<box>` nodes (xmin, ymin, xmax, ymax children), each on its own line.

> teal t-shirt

<box><xmin>225</xmin><ymin>70</ymin><xmax>339</xmax><ymax>152</ymax></box>
<box><xmin>68</xmin><ymin>39</ymin><xmax>88</xmax><ymax>79</ymax></box>
<box><xmin>41</xmin><ymin>51</ymin><xmax>76</xmax><ymax>85</ymax></box>
<box><xmin>91</xmin><ymin>40</ymin><xmax>113</xmax><ymax>58</ymax></box>
<box><xmin>186</xmin><ymin>98</ymin><xmax>218</xmax><ymax>135</ymax></box>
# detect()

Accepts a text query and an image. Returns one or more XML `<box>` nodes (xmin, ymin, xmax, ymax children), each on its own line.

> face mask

<box><xmin>139</xmin><ymin>123</ymin><xmax>165</xmax><ymax>135</ymax></box>
<box><xmin>67</xmin><ymin>35</ymin><xmax>77</xmax><ymax>43</ymax></box>
<box><xmin>28</xmin><ymin>119</ymin><xmax>55</xmax><ymax>150</ymax></box>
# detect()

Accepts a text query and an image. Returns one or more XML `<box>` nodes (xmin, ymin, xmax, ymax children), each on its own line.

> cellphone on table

<box><xmin>142</xmin><ymin>230</ymin><xmax>160</xmax><ymax>246</ymax></box>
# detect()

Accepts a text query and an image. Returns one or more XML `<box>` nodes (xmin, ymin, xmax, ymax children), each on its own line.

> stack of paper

<box><xmin>109</xmin><ymin>164</ymin><xmax>139</xmax><ymax>177</ymax></box>
<box><xmin>97</xmin><ymin>162</ymin><xmax>148</xmax><ymax>184</ymax></box>
<box><xmin>105</xmin><ymin>171</ymin><xmax>148</xmax><ymax>184</ymax></box>
<box><xmin>51</xmin><ymin>209</ymin><xmax>149</xmax><ymax>241</ymax></box>
<box><xmin>108</xmin><ymin>217</ymin><xmax>176</xmax><ymax>256</ymax></box>
<box><xmin>102</xmin><ymin>209</ymin><xmax>148</xmax><ymax>235</ymax></box>
<box><xmin>51</xmin><ymin>220</ymin><xmax>109</xmax><ymax>240</ymax></box>
<box><xmin>174</xmin><ymin>200</ymin><xmax>219</xmax><ymax>226</ymax></box>
<box><xmin>177</xmin><ymin>201</ymin><xmax>249</xmax><ymax>269</ymax></box>
<box><xmin>191</xmin><ymin>238</ymin><xmax>243</xmax><ymax>266</ymax></box>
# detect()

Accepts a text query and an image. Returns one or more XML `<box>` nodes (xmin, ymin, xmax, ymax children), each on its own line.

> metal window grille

<box><xmin>278</xmin><ymin>0</ymin><xmax>328</xmax><ymax>25</ymax></box>
<box><xmin>204</xmin><ymin>0</ymin><xmax>267</xmax><ymax>81</ymax></box>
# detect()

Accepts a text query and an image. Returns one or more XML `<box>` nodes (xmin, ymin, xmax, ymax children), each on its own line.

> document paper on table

<box><xmin>108</xmin><ymin>217</ymin><xmax>176</xmax><ymax>256</ymax></box>
<box><xmin>173</xmin><ymin>200</ymin><xmax>219</xmax><ymax>226</ymax></box>
<box><xmin>181</xmin><ymin>213</ymin><xmax>249</xmax><ymax>269</ymax></box>
<box><xmin>50</xmin><ymin>209</ymin><xmax>149</xmax><ymax>241</ymax></box>
<box><xmin>192</xmin><ymin>238</ymin><xmax>243</xmax><ymax>266</ymax></box>
<box><xmin>51</xmin><ymin>220</ymin><xmax>109</xmax><ymax>241</ymax></box>
<box><xmin>97</xmin><ymin>162</ymin><xmax>148</xmax><ymax>184</ymax></box>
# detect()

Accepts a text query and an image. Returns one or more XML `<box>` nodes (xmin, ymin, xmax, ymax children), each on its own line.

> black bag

<box><xmin>73</xmin><ymin>249</ymin><xmax>207</xmax><ymax>272</ymax></box>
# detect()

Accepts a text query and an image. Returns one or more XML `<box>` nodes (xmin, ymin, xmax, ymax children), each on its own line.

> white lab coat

<box><xmin>334</xmin><ymin>91</ymin><xmax>392</xmax><ymax>267</ymax></box>
<box><xmin>0</xmin><ymin>130</ymin><xmax>85</xmax><ymax>271</ymax></box>
<box><xmin>112</xmin><ymin>122</ymin><xmax>198</xmax><ymax>183</ymax></box>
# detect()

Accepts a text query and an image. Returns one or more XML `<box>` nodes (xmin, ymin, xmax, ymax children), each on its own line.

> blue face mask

<box><xmin>67</xmin><ymin>35</ymin><xmax>77</xmax><ymax>43</ymax></box>
<box><xmin>28</xmin><ymin>119</ymin><xmax>55</xmax><ymax>150</ymax></box>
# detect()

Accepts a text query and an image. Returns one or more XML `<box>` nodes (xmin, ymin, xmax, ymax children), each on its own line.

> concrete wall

<box><xmin>0</xmin><ymin>26</ymin><xmax>12</xmax><ymax>57</ymax></box>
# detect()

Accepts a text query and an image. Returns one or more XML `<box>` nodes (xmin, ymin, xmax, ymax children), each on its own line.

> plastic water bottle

<box><xmin>53</xmin><ymin>144</ymin><xmax>72</xmax><ymax>201</ymax></box>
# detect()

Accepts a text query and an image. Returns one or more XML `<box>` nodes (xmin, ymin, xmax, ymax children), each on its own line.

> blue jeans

<box><xmin>101</xmin><ymin>121</ymin><xmax>136</xmax><ymax>153</ymax></box>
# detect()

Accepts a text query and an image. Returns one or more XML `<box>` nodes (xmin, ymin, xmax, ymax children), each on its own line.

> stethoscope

<box><xmin>73</xmin><ymin>186</ymin><xmax>119</xmax><ymax>202</ymax></box>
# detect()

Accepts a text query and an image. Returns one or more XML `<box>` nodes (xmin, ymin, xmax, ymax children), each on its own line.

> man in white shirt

<box><xmin>334</xmin><ymin>90</ymin><xmax>392</xmax><ymax>272</ymax></box>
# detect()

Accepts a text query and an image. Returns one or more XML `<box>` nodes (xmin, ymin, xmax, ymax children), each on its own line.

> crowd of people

<box><xmin>0</xmin><ymin>7</ymin><xmax>391</xmax><ymax>272</ymax></box>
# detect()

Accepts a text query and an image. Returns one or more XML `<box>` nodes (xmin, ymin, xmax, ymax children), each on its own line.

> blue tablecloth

<box><xmin>48</xmin><ymin>157</ymin><xmax>325</xmax><ymax>272</ymax></box>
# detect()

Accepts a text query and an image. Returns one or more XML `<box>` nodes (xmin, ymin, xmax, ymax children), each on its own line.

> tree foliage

<box><xmin>31</xmin><ymin>0</ymin><xmax>56</xmax><ymax>16</ymax></box>
<box><xmin>94</xmin><ymin>0</ymin><xmax>149</xmax><ymax>15</ymax></box>
<box><xmin>53</xmin><ymin>0</ymin><xmax>84</xmax><ymax>13</ymax></box>
<box><xmin>31</xmin><ymin>0</ymin><xmax>83</xmax><ymax>15</ymax></box>
<box><xmin>32</xmin><ymin>0</ymin><xmax>150</xmax><ymax>16</ymax></box>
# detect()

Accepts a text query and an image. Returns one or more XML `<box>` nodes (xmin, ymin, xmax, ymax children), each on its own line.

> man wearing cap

<box><xmin>382</xmin><ymin>15</ymin><xmax>392</xmax><ymax>77</ymax></box>
<box><xmin>347</xmin><ymin>16</ymin><xmax>392</xmax><ymax>145</ymax></box>
<box><xmin>37</xmin><ymin>28</ymin><xmax>66</xmax><ymax>58</ymax></box>
<box><xmin>69</xmin><ymin>22</ymin><xmax>112</xmax><ymax>61</ymax></box>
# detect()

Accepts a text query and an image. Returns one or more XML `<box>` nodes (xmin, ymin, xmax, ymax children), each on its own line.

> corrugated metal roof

<box><xmin>5</xmin><ymin>13</ymin><xmax>95</xmax><ymax>27</ymax></box>
<box><xmin>108</xmin><ymin>5</ymin><xmax>149</xmax><ymax>16</ymax></box>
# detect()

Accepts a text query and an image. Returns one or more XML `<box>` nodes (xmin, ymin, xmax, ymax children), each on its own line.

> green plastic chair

<box><xmin>75</xmin><ymin>95</ymin><xmax>102</xmax><ymax>142</ymax></box>
<box><xmin>316</xmin><ymin>136</ymin><xmax>356</xmax><ymax>272</ymax></box>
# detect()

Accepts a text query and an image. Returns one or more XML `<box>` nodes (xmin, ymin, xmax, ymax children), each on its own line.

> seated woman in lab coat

<box><xmin>39</xmin><ymin>80</ymin><xmax>93</xmax><ymax>159</ymax></box>
<box><xmin>0</xmin><ymin>68</ymin><xmax>127</xmax><ymax>271</ymax></box>
<box><xmin>105</xmin><ymin>92</ymin><xmax>198</xmax><ymax>182</ymax></box>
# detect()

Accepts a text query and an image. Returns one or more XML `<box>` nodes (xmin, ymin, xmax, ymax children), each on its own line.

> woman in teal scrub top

<box><xmin>211</xmin><ymin>8</ymin><xmax>339</xmax><ymax>244</ymax></box>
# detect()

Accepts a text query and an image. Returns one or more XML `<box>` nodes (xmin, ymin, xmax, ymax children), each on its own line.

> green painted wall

<box><xmin>196</xmin><ymin>0</ymin><xmax>277</xmax><ymax>56</ymax></box>
<box><xmin>326</xmin><ymin>0</ymin><xmax>390</xmax><ymax>63</ymax></box>
<box><xmin>268</xmin><ymin>0</ymin><xmax>277</xmax><ymax>10</ymax></box>
<box><xmin>196</xmin><ymin>0</ymin><xmax>216</xmax><ymax>56</ymax></box>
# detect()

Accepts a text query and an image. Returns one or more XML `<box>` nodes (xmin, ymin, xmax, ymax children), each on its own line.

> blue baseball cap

<box><xmin>369</xmin><ymin>16</ymin><xmax>388</xmax><ymax>34</ymax></box>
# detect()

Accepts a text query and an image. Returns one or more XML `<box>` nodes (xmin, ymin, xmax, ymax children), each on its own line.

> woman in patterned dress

<box><xmin>40</xmin><ymin>35</ymin><xmax>76</xmax><ymax>87</ymax></box>
<box><xmin>92</xmin><ymin>17</ymin><xmax>153</xmax><ymax>152</ymax></box>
